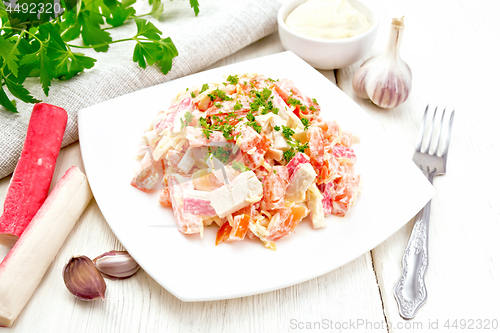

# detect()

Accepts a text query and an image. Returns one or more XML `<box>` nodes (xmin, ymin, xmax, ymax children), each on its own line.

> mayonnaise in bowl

<box><xmin>285</xmin><ymin>0</ymin><xmax>372</xmax><ymax>40</ymax></box>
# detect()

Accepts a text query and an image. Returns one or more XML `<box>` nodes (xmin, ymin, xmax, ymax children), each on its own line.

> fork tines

<box><xmin>415</xmin><ymin>105</ymin><xmax>455</xmax><ymax>158</ymax></box>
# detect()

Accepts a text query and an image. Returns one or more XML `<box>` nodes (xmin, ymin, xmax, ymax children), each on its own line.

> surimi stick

<box><xmin>0</xmin><ymin>167</ymin><xmax>93</xmax><ymax>327</ymax></box>
<box><xmin>0</xmin><ymin>103</ymin><xmax>68</xmax><ymax>247</ymax></box>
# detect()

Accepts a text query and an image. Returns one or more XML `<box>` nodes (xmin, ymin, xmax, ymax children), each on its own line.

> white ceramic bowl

<box><xmin>278</xmin><ymin>0</ymin><xmax>379</xmax><ymax>70</ymax></box>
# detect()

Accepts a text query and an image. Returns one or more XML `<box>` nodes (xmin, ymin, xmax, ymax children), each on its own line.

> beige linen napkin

<box><xmin>0</xmin><ymin>0</ymin><xmax>281</xmax><ymax>179</ymax></box>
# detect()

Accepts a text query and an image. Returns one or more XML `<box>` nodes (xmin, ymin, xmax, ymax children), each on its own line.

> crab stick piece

<box><xmin>0</xmin><ymin>167</ymin><xmax>93</xmax><ymax>327</ymax></box>
<box><xmin>0</xmin><ymin>104</ymin><xmax>67</xmax><ymax>247</ymax></box>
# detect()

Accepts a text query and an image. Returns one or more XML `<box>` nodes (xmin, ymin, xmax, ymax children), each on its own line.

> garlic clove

<box><xmin>352</xmin><ymin>17</ymin><xmax>412</xmax><ymax>109</ymax></box>
<box><xmin>63</xmin><ymin>256</ymin><xmax>106</xmax><ymax>301</ymax></box>
<box><xmin>93</xmin><ymin>251</ymin><xmax>140</xmax><ymax>280</ymax></box>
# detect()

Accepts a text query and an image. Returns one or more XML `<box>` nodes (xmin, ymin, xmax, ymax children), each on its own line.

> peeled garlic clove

<box><xmin>63</xmin><ymin>256</ymin><xmax>106</xmax><ymax>301</ymax></box>
<box><xmin>353</xmin><ymin>17</ymin><xmax>412</xmax><ymax>109</ymax></box>
<box><xmin>93</xmin><ymin>251</ymin><xmax>140</xmax><ymax>280</ymax></box>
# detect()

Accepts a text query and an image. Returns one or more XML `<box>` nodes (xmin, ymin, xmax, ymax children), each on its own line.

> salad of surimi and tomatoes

<box><xmin>131</xmin><ymin>73</ymin><xmax>361</xmax><ymax>250</ymax></box>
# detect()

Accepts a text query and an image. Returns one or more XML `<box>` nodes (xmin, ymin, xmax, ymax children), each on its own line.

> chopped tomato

<box><xmin>215</xmin><ymin>222</ymin><xmax>232</xmax><ymax>245</ymax></box>
<box><xmin>306</xmin><ymin>127</ymin><xmax>325</xmax><ymax>170</ymax></box>
<box><xmin>266</xmin><ymin>204</ymin><xmax>308</xmax><ymax>241</ymax></box>
<box><xmin>263</xmin><ymin>166</ymin><xmax>289</xmax><ymax>210</ymax></box>
<box><xmin>229</xmin><ymin>214</ymin><xmax>251</xmax><ymax>241</ymax></box>
<box><xmin>273</xmin><ymin>79</ymin><xmax>320</xmax><ymax>117</ymax></box>
<box><xmin>159</xmin><ymin>187</ymin><xmax>172</xmax><ymax>207</ymax></box>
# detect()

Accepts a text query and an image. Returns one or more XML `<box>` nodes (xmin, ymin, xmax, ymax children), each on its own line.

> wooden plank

<box><xmin>0</xmin><ymin>31</ymin><xmax>388</xmax><ymax>332</ymax></box>
<box><xmin>337</xmin><ymin>0</ymin><xmax>500</xmax><ymax>330</ymax></box>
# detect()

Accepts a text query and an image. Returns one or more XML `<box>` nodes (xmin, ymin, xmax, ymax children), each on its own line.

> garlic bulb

<box><xmin>63</xmin><ymin>256</ymin><xmax>106</xmax><ymax>301</ymax></box>
<box><xmin>93</xmin><ymin>251</ymin><xmax>140</xmax><ymax>280</ymax></box>
<box><xmin>353</xmin><ymin>17</ymin><xmax>412</xmax><ymax>109</ymax></box>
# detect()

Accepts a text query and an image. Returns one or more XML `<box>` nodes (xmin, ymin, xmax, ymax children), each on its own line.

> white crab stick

<box><xmin>0</xmin><ymin>167</ymin><xmax>93</xmax><ymax>327</ymax></box>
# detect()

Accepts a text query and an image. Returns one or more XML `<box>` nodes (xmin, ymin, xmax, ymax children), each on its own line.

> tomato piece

<box><xmin>263</xmin><ymin>166</ymin><xmax>289</xmax><ymax>210</ymax></box>
<box><xmin>306</xmin><ymin>127</ymin><xmax>325</xmax><ymax>170</ymax></box>
<box><xmin>159</xmin><ymin>187</ymin><xmax>172</xmax><ymax>207</ymax></box>
<box><xmin>266</xmin><ymin>204</ymin><xmax>308</xmax><ymax>241</ymax></box>
<box><xmin>215</xmin><ymin>222</ymin><xmax>232</xmax><ymax>245</ymax></box>
<box><xmin>229</xmin><ymin>214</ymin><xmax>250</xmax><ymax>241</ymax></box>
<box><xmin>273</xmin><ymin>78</ymin><xmax>320</xmax><ymax>117</ymax></box>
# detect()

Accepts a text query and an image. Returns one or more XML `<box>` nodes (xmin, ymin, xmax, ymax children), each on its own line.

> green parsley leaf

<box><xmin>3</xmin><ymin>77</ymin><xmax>41</xmax><ymax>104</ymax></box>
<box><xmin>274</xmin><ymin>126</ymin><xmax>280</xmax><ymax>132</ymax></box>
<box><xmin>208</xmin><ymin>88</ymin><xmax>233</xmax><ymax>101</ymax></box>
<box><xmin>281</xmin><ymin>126</ymin><xmax>295</xmax><ymax>140</ymax></box>
<box><xmin>79</xmin><ymin>13</ymin><xmax>113</xmax><ymax>52</ymax></box>
<box><xmin>181</xmin><ymin>111</ymin><xmax>194</xmax><ymax>128</ymax></box>
<box><xmin>234</xmin><ymin>100</ymin><xmax>242</xmax><ymax>111</ymax></box>
<box><xmin>202</xmin><ymin>128</ymin><xmax>213</xmax><ymax>139</ymax></box>
<box><xmin>246</xmin><ymin>111</ymin><xmax>255</xmax><ymax>121</ymax></box>
<box><xmin>200</xmin><ymin>83</ymin><xmax>210</xmax><ymax>93</ymax></box>
<box><xmin>0</xmin><ymin>36</ymin><xmax>21</xmax><ymax>78</ymax></box>
<box><xmin>312</xmin><ymin>98</ymin><xmax>318</xmax><ymax>104</ymax></box>
<box><xmin>287</xmin><ymin>97</ymin><xmax>302</xmax><ymax>107</ymax></box>
<box><xmin>191</xmin><ymin>92</ymin><xmax>195</xmax><ymax>98</ymax></box>
<box><xmin>301</xmin><ymin>118</ymin><xmax>310</xmax><ymax>130</ymax></box>
<box><xmin>190</xmin><ymin>0</ymin><xmax>200</xmax><ymax>16</ymax></box>
<box><xmin>227</xmin><ymin>74</ymin><xmax>239</xmax><ymax>85</ymax></box>
<box><xmin>283</xmin><ymin>150</ymin><xmax>296</xmax><ymax>163</ymax></box>
<box><xmin>232</xmin><ymin>161</ymin><xmax>250</xmax><ymax>172</ymax></box>
<box><xmin>210</xmin><ymin>144</ymin><xmax>232</xmax><ymax>163</ymax></box>
<box><xmin>134</xmin><ymin>18</ymin><xmax>161</xmax><ymax>40</ymax></box>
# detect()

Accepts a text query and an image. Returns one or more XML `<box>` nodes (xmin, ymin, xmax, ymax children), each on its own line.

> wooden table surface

<box><xmin>1</xmin><ymin>0</ymin><xmax>499</xmax><ymax>332</ymax></box>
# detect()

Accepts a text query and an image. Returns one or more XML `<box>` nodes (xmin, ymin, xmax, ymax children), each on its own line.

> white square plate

<box><xmin>79</xmin><ymin>51</ymin><xmax>434</xmax><ymax>301</ymax></box>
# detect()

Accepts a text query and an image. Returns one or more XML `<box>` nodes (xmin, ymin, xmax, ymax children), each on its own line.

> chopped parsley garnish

<box><xmin>283</xmin><ymin>150</ymin><xmax>296</xmax><ymax>163</ymax></box>
<box><xmin>190</xmin><ymin>92</ymin><xmax>195</xmax><ymax>98</ymax></box>
<box><xmin>208</xmin><ymin>88</ymin><xmax>234</xmax><ymax>102</ymax></box>
<box><xmin>312</xmin><ymin>98</ymin><xmax>318</xmax><ymax>104</ymax></box>
<box><xmin>234</xmin><ymin>100</ymin><xmax>243</xmax><ymax>111</ymax></box>
<box><xmin>199</xmin><ymin>117</ymin><xmax>213</xmax><ymax>139</ymax></box>
<box><xmin>200</xmin><ymin>83</ymin><xmax>210</xmax><ymax>93</ymax></box>
<box><xmin>211</xmin><ymin>123</ymin><xmax>234</xmax><ymax>140</ymax></box>
<box><xmin>181</xmin><ymin>111</ymin><xmax>194</xmax><ymax>128</ymax></box>
<box><xmin>289</xmin><ymin>140</ymin><xmax>309</xmax><ymax>153</ymax></box>
<box><xmin>274</xmin><ymin>125</ymin><xmax>280</xmax><ymax>132</ymax></box>
<box><xmin>281</xmin><ymin>126</ymin><xmax>295</xmax><ymax>140</ymax></box>
<box><xmin>246</xmin><ymin>111</ymin><xmax>255</xmax><ymax>122</ymax></box>
<box><xmin>208</xmin><ymin>145</ymin><xmax>232</xmax><ymax>164</ymax></box>
<box><xmin>272</xmin><ymin>107</ymin><xmax>279</xmax><ymax>114</ymax></box>
<box><xmin>214</xmin><ymin>102</ymin><xmax>223</xmax><ymax>108</ymax></box>
<box><xmin>287</xmin><ymin>97</ymin><xmax>302</xmax><ymax>107</ymax></box>
<box><xmin>299</xmin><ymin>105</ymin><xmax>307</xmax><ymax>112</ymax></box>
<box><xmin>273</xmin><ymin>170</ymin><xmax>277</xmax><ymax>174</ymax></box>
<box><xmin>267</xmin><ymin>77</ymin><xmax>276</xmax><ymax>83</ymax></box>
<box><xmin>309</xmin><ymin>105</ymin><xmax>316</xmax><ymax>111</ymax></box>
<box><xmin>301</xmin><ymin>118</ymin><xmax>310</xmax><ymax>130</ymax></box>
<box><xmin>232</xmin><ymin>161</ymin><xmax>250</xmax><ymax>172</ymax></box>
<box><xmin>202</xmin><ymin>128</ymin><xmax>212</xmax><ymax>139</ymax></box>
<box><xmin>227</xmin><ymin>74</ymin><xmax>239</xmax><ymax>85</ymax></box>
<box><xmin>262</xmin><ymin>88</ymin><xmax>272</xmax><ymax>100</ymax></box>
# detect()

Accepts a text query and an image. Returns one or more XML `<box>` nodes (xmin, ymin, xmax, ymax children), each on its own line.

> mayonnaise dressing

<box><xmin>285</xmin><ymin>0</ymin><xmax>372</xmax><ymax>40</ymax></box>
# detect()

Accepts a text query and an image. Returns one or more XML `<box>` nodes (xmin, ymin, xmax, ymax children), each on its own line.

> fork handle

<box><xmin>394</xmin><ymin>196</ymin><xmax>432</xmax><ymax>320</ymax></box>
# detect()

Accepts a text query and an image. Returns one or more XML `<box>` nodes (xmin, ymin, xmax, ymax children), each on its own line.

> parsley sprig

<box><xmin>280</xmin><ymin>125</ymin><xmax>309</xmax><ymax>163</ymax></box>
<box><xmin>0</xmin><ymin>0</ymin><xmax>200</xmax><ymax>113</ymax></box>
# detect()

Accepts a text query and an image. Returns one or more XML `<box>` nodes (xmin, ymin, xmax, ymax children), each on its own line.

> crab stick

<box><xmin>0</xmin><ymin>167</ymin><xmax>93</xmax><ymax>327</ymax></box>
<box><xmin>0</xmin><ymin>103</ymin><xmax>67</xmax><ymax>247</ymax></box>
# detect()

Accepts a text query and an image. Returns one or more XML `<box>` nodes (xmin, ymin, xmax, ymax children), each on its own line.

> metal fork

<box><xmin>394</xmin><ymin>105</ymin><xmax>455</xmax><ymax>320</ymax></box>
